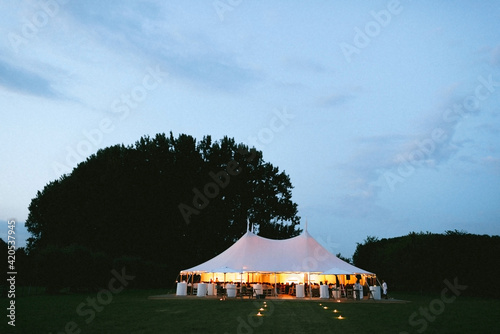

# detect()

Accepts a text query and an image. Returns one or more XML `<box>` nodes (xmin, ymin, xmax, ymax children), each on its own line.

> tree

<box><xmin>26</xmin><ymin>132</ymin><xmax>301</xmax><ymax>288</ymax></box>
<box><xmin>352</xmin><ymin>231</ymin><xmax>500</xmax><ymax>297</ymax></box>
<box><xmin>335</xmin><ymin>253</ymin><xmax>352</xmax><ymax>264</ymax></box>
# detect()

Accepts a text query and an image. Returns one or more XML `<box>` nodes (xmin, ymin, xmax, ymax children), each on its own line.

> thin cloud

<box><xmin>159</xmin><ymin>53</ymin><xmax>262</xmax><ymax>92</ymax></box>
<box><xmin>0</xmin><ymin>60</ymin><xmax>58</xmax><ymax>98</ymax></box>
<box><xmin>330</xmin><ymin>134</ymin><xmax>406</xmax><ymax>219</ymax></box>
<box><xmin>63</xmin><ymin>1</ymin><xmax>262</xmax><ymax>93</ymax></box>
<box><xmin>318</xmin><ymin>86</ymin><xmax>364</xmax><ymax>109</ymax></box>
<box><xmin>476</xmin><ymin>123</ymin><xmax>500</xmax><ymax>135</ymax></box>
<box><xmin>284</xmin><ymin>57</ymin><xmax>332</xmax><ymax>74</ymax></box>
<box><xmin>319</xmin><ymin>93</ymin><xmax>353</xmax><ymax>108</ymax></box>
<box><xmin>331</xmin><ymin>82</ymin><xmax>488</xmax><ymax>218</ymax></box>
<box><xmin>491</xmin><ymin>45</ymin><xmax>500</xmax><ymax>66</ymax></box>
<box><xmin>482</xmin><ymin>156</ymin><xmax>500</xmax><ymax>174</ymax></box>
<box><xmin>394</xmin><ymin>89</ymin><xmax>483</xmax><ymax>168</ymax></box>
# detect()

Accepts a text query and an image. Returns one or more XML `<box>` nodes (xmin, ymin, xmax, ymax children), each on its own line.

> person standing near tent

<box><xmin>382</xmin><ymin>280</ymin><xmax>388</xmax><ymax>299</ymax></box>
<box><xmin>354</xmin><ymin>279</ymin><xmax>362</xmax><ymax>300</ymax></box>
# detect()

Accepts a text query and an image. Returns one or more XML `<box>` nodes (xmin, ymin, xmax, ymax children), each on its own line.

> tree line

<box><xmin>352</xmin><ymin>230</ymin><xmax>500</xmax><ymax>297</ymax></box>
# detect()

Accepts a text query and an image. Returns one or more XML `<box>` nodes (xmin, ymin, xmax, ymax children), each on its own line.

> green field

<box><xmin>3</xmin><ymin>289</ymin><xmax>499</xmax><ymax>333</ymax></box>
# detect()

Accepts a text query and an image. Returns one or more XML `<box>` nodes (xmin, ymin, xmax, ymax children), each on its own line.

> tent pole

<box><xmin>191</xmin><ymin>272</ymin><xmax>194</xmax><ymax>295</ymax></box>
<box><xmin>308</xmin><ymin>272</ymin><xmax>311</xmax><ymax>299</ymax></box>
<box><xmin>274</xmin><ymin>273</ymin><xmax>277</xmax><ymax>298</ymax></box>
<box><xmin>365</xmin><ymin>274</ymin><xmax>374</xmax><ymax>299</ymax></box>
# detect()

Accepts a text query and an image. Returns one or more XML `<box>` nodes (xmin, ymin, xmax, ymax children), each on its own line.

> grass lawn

<box><xmin>3</xmin><ymin>289</ymin><xmax>499</xmax><ymax>333</ymax></box>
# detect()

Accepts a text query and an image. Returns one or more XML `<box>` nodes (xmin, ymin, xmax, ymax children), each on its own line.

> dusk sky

<box><xmin>1</xmin><ymin>1</ymin><xmax>499</xmax><ymax>257</ymax></box>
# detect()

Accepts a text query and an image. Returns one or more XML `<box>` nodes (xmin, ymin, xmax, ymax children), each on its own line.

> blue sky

<box><xmin>1</xmin><ymin>0</ymin><xmax>499</xmax><ymax>257</ymax></box>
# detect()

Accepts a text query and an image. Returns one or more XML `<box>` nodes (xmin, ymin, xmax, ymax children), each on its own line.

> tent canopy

<box><xmin>181</xmin><ymin>230</ymin><xmax>373</xmax><ymax>275</ymax></box>
<box><xmin>320</xmin><ymin>267</ymin><xmax>358</xmax><ymax>275</ymax></box>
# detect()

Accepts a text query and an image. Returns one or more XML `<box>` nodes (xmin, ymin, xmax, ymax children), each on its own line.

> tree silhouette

<box><xmin>352</xmin><ymin>231</ymin><xmax>500</xmax><ymax>297</ymax></box>
<box><xmin>26</xmin><ymin>132</ymin><xmax>301</xmax><ymax>289</ymax></box>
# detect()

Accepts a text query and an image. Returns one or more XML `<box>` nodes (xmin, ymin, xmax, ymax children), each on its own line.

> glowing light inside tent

<box><xmin>257</xmin><ymin>312</ymin><xmax>262</xmax><ymax>316</ymax></box>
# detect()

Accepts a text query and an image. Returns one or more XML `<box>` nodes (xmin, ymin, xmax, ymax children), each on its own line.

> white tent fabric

<box><xmin>320</xmin><ymin>267</ymin><xmax>359</xmax><ymax>275</ymax></box>
<box><xmin>181</xmin><ymin>230</ymin><xmax>373</xmax><ymax>275</ymax></box>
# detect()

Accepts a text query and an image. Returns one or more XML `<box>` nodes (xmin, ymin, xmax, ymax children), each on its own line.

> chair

<box><xmin>240</xmin><ymin>285</ymin><xmax>246</xmax><ymax>298</ymax></box>
<box><xmin>216</xmin><ymin>285</ymin><xmax>226</xmax><ymax>297</ymax></box>
<box><xmin>340</xmin><ymin>285</ymin><xmax>346</xmax><ymax>298</ymax></box>
<box><xmin>241</xmin><ymin>286</ymin><xmax>253</xmax><ymax>298</ymax></box>
<box><xmin>346</xmin><ymin>288</ymin><xmax>353</xmax><ymax>299</ymax></box>
<box><xmin>331</xmin><ymin>288</ymin><xmax>340</xmax><ymax>299</ymax></box>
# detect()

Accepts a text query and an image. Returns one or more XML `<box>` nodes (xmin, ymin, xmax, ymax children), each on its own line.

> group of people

<box><xmin>205</xmin><ymin>278</ymin><xmax>389</xmax><ymax>300</ymax></box>
<box><xmin>351</xmin><ymin>279</ymin><xmax>387</xmax><ymax>300</ymax></box>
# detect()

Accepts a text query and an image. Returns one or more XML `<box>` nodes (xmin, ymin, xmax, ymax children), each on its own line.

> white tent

<box><xmin>181</xmin><ymin>229</ymin><xmax>373</xmax><ymax>276</ymax></box>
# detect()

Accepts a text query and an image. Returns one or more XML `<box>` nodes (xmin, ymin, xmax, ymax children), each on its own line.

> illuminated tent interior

<box><xmin>179</xmin><ymin>226</ymin><xmax>375</xmax><ymax>288</ymax></box>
